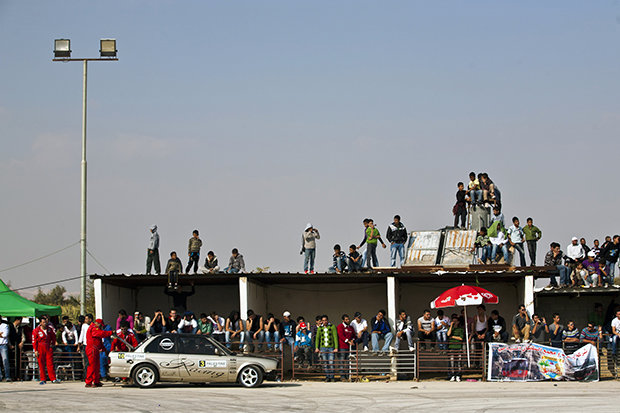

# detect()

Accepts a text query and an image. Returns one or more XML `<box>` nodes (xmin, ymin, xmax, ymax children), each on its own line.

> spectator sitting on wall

<box><xmin>582</xmin><ymin>252</ymin><xmax>601</xmax><ymax>287</ymax></box>
<box><xmin>225</xmin><ymin>311</ymin><xmax>245</xmax><ymax>349</ymax></box>
<box><xmin>548</xmin><ymin>313</ymin><xmax>564</xmax><ymax>348</ymax></box>
<box><xmin>580</xmin><ymin>238</ymin><xmax>591</xmax><ymax>257</ymax></box>
<box><xmin>435</xmin><ymin>309</ymin><xmax>450</xmax><ymax>350</ymax></box>
<box><xmin>470</xmin><ymin>305</ymin><xmax>488</xmax><ymax>349</ymax></box>
<box><xmin>347</xmin><ymin>245</ymin><xmax>363</xmax><ymax>272</ymax></box>
<box><xmin>599</xmin><ymin>262</ymin><xmax>610</xmax><ymax>287</ymax></box>
<box><xmin>165</xmin><ymin>309</ymin><xmax>181</xmax><ymax>334</ymax></box>
<box><xmin>165</xmin><ymin>251</ymin><xmax>183</xmax><ymax>288</ymax></box>
<box><xmin>263</xmin><ymin>313</ymin><xmax>281</xmax><ymax>351</ymax></box>
<box><xmin>186</xmin><ymin>229</ymin><xmax>202</xmax><ymax>274</ymax></box>
<box><xmin>486</xmin><ymin>310</ymin><xmax>508</xmax><ymax>343</ymax></box>
<box><xmin>208</xmin><ymin>312</ymin><xmax>226</xmax><ymax>343</ymax></box>
<box><xmin>474</xmin><ymin>227</ymin><xmax>491</xmax><ymax>265</ymax></box>
<box><xmin>199</xmin><ymin>251</ymin><xmax>220</xmax><ymax>274</ymax></box>
<box><xmin>132</xmin><ymin>312</ymin><xmax>150</xmax><ymax>342</ymax></box>
<box><xmin>565</xmin><ymin>237</ymin><xmax>585</xmax><ymax>271</ymax></box>
<box><xmin>453</xmin><ymin>182</ymin><xmax>467</xmax><ymax>229</ymax></box>
<box><xmin>417</xmin><ymin>310</ymin><xmax>436</xmax><ymax>350</ymax></box>
<box><xmin>512</xmin><ymin>305</ymin><xmax>532</xmax><ymax>343</ymax></box>
<box><xmin>370</xmin><ymin>309</ymin><xmax>393</xmax><ymax>355</ymax></box>
<box><xmin>301</xmin><ymin>224</ymin><xmax>320</xmax><ymax>274</ymax></box>
<box><xmin>245</xmin><ymin>310</ymin><xmax>264</xmax><ymax>352</ymax></box>
<box><xmin>386</xmin><ymin>215</ymin><xmax>408</xmax><ymax>267</ymax></box>
<box><xmin>466</xmin><ymin>171</ymin><xmax>483</xmax><ymax>209</ymax></box>
<box><xmin>149</xmin><ymin>310</ymin><xmax>166</xmax><ymax>335</ymax></box>
<box><xmin>507</xmin><ymin>217</ymin><xmax>527</xmax><ymax>267</ymax></box>
<box><xmin>489</xmin><ymin>224</ymin><xmax>509</xmax><ymax>265</ymax></box>
<box><xmin>279</xmin><ymin>311</ymin><xmax>296</xmax><ymax>349</ymax></box>
<box><xmin>225</xmin><ymin>248</ymin><xmax>246</xmax><ymax>274</ymax></box>
<box><xmin>530</xmin><ymin>314</ymin><xmax>548</xmax><ymax>344</ymax></box>
<box><xmin>523</xmin><ymin>217</ymin><xmax>542</xmax><ymax>266</ymax></box>
<box><xmin>570</xmin><ymin>262</ymin><xmax>587</xmax><ymax>288</ymax></box>
<box><xmin>294</xmin><ymin>322</ymin><xmax>313</xmax><ymax>367</ymax></box>
<box><xmin>591</xmin><ymin>239</ymin><xmax>601</xmax><ymax>260</ymax></box>
<box><xmin>580</xmin><ymin>322</ymin><xmax>601</xmax><ymax>345</ymax></box>
<box><xmin>328</xmin><ymin>244</ymin><xmax>347</xmax><ymax>274</ymax></box>
<box><xmin>197</xmin><ymin>313</ymin><xmax>212</xmax><ymax>336</ymax></box>
<box><xmin>351</xmin><ymin>312</ymin><xmax>369</xmax><ymax>352</ymax></box>
<box><xmin>562</xmin><ymin>321</ymin><xmax>580</xmax><ymax>353</ymax></box>
<box><xmin>611</xmin><ymin>310</ymin><xmax>620</xmax><ymax>357</ymax></box>
<box><xmin>600</xmin><ymin>235</ymin><xmax>620</xmax><ymax>285</ymax></box>
<box><xmin>394</xmin><ymin>310</ymin><xmax>414</xmax><ymax>352</ymax></box>
<box><xmin>177</xmin><ymin>312</ymin><xmax>198</xmax><ymax>334</ymax></box>
<box><xmin>116</xmin><ymin>309</ymin><xmax>134</xmax><ymax>331</ymax></box>
<box><xmin>480</xmin><ymin>173</ymin><xmax>501</xmax><ymax>207</ymax></box>
<box><xmin>544</xmin><ymin>242</ymin><xmax>570</xmax><ymax>289</ymax></box>
<box><xmin>490</xmin><ymin>206</ymin><xmax>504</xmax><ymax>228</ymax></box>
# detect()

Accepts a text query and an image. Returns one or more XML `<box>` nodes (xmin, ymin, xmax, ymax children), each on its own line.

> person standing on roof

<box><xmin>363</xmin><ymin>219</ymin><xmax>386</xmax><ymax>269</ymax></box>
<box><xmin>386</xmin><ymin>215</ymin><xmax>408</xmax><ymax>267</ymax></box>
<box><xmin>146</xmin><ymin>225</ymin><xmax>161</xmax><ymax>275</ymax></box>
<box><xmin>186</xmin><ymin>230</ymin><xmax>202</xmax><ymax>274</ymax></box>
<box><xmin>301</xmin><ymin>223</ymin><xmax>320</xmax><ymax>274</ymax></box>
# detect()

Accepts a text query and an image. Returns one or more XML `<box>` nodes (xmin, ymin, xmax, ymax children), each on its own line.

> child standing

<box><xmin>186</xmin><ymin>230</ymin><xmax>202</xmax><ymax>274</ymax></box>
<box><xmin>364</xmin><ymin>220</ymin><xmax>386</xmax><ymax>268</ymax></box>
<box><xmin>453</xmin><ymin>182</ymin><xmax>467</xmax><ymax>229</ymax></box>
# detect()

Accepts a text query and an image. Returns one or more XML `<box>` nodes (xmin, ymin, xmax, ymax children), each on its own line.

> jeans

<box><xmin>295</xmin><ymin>346</ymin><xmax>313</xmax><ymax>365</ymax></box>
<box><xmin>526</xmin><ymin>240</ymin><xmax>537</xmax><ymax>266</ymax></box>
<box><xmin>454</xmin><ymin>206</ymin><xmax>466</xmax><ymax>228</ymax></box>
<box><xmin>606</xmin><ymin>261</ymin><xmax>616</xmax><ymax>284</ymax></box>
<box><xmin>449</xmin><ymin>350</ymin><xmax>463</xmax><ymax>377</ymax></box>
<box><xmin>265</xmin><ymin>331</ymin><xmax>280</xmax><ymax>350</ymax></box>
<box><xmin>491</xmin><ymin>244</ymin><xmax>509</xmax><ymax>263</ymax></box>
<box><xmin>149</xmin><ymin>326</ymin><xmax>166</xmax><ymax>335</ymax></box>
<box><xmin>186</xmin><ymin>252</ymin><xmax>200</xmax><ymax>273</ymax></box>
<box><xmin>470</xmin><ymin>189</ymin><xmax>483</xmax><ymax>204</ymax></box>
<box><xmin>224</xmin><ymin>267</ymin><xmax>240</xmax><ymax>274</ymax></box>
<box><xmin>146</xmin><ymin>248</ymin><xmax>161</xmax><ymax>274</ymax></box>
<box><xmin>319</xmin><ymin>347</ymin><xmax>335</xmax><ymax>379</ymax></box>
<box><xmin>347</xmin><ymin>258</ymin><xmax>363</xmax><ymax>272</ymax></box>
<box><xmin>337</xmin><ymin>349</ymin><xmax>351</xmax><ymax>378</ymax></box>
<box><xmin>246</xmin><ymin>330</ymin><xmax>264</xmax><ymax>352</ymax></box>
<box><xmin>328</xmin><ymin>256</ymin><xmax>347</xmax><ymax>273</ymax></box>
<box><xmin>225</xmin><ymin>331</ymin><xmax>245</xmax><ymax>348</ymax></box>
<box><xmin>550</xmin><ymin>265</ymin><xmax>570</xmax><ymax>286</ymax></box>
<box><xmin>436</xmin><ymin>330</ymin><xmax>448</xmax><ymax>350</ymax></box>
<box><xmin>355</xmin><ymin>331</ymin><xmax>370</xmax><ymax>350</ymax></box>
<box><xmin>0</xmin><ymin>344</ymin><xmax>9</xmax><ymax>380</ymax></box>
<box><xmin>394</xmin><ymin>329</ymin><xmax>414</xmax><ymax>349</ymax></box>
<box><xmin>282</xmin><ymin>336</ymin><xmax>295</xmax><ymax>349</ymax></box>
<box><xmin>512</xmin><ymin>242</ymin><xmax>526</xmax><ymax>267</ymax></box>
<box><xmin>366</xmin><ymin>244</ymin><xmax>379</xmax><ymax>268</ymax></box>
<box><xmin>304</xmin><ymin>248</ymin><xmax>316</xmax><ymax>272</ymax></box>
<box><xmin>361</xmin><ymin>250</ymin><xmax>367</xmax><ymax>267</ymax></box>
<box><xmin>612</xmin><ymin>335</ymin><xmax>620</xmax><ymax>355</ymax></box>
<box><xmin>418</xmin><ymin>331</ymin><xmax>434</xmax><ymax>349</ymax></box>
<box><xmin>371</xmin><ymin>332</ymin><xmax>393</xmax><ymax>352</ymax></box>
<box><xmin>478</xmin><ymin>245</ymin><xmax>492</xmax><ymax>264</ymax></box>
<box><xmin>585</xmin><ymin>273</ymin><xmax>599</xmax><ymax>287</ymax></box>
<box><xmin>390</xmin><ymin>243</ymin><xmax>405</xmax><ymax>267</ymax></box>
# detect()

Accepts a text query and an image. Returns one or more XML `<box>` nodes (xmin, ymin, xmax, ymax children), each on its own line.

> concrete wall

<box><xmin>536</xmin><ymin>293</ymin><xmax>619</xmax><ymax>328</ymax></box>
<box><xmin>99</xmin><ymin>283</ymin><xmax>135</xmax><ymax>321</ymax></box>
<box><xmin>262</xmin><ymin>282</ymin><xmax>387</xmax><ymax>323</ymax></box>
<box><xmin>399</xmin><ymin>280</ymin><xmax>524</xmax><ymax>322</ymax></box>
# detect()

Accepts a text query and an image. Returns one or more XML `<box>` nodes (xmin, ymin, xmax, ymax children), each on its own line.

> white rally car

<box><xmin>109</xmin><ymin>334</ymin><xmax>279</xmax><ymax>388</ymax></box>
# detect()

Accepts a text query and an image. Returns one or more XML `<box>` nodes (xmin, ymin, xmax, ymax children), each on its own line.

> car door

<box><xmin>143</xmin><ymin>335</ymin><xmax>180</xmax><ymax>381</ymax></box>
<box><xmin>177</xmin><ymin>335</ymin><xmax>229</xmax><ymax>382</ymax></box>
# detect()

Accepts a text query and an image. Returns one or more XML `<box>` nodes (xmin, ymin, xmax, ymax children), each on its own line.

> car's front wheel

<box><xmin>132</xmin><ymin>364</ymin><xmax>158</xmax><ymax>388</ymax></box>
<box><xmin>238</xmin><ymin>365</ymin><xmax>263</xmax><ymax>388</ymax></box>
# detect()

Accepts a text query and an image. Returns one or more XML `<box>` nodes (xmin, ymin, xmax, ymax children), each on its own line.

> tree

<box><xmin>33</xmin><ymin>280</ymin><xmax>95</xmax><ymax>320</ymax></box>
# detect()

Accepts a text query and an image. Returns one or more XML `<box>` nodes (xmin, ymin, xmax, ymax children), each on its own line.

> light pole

<box><xmin>53</xmin><ymin>39</ymin><xmax>118</xmax><ymax>315</ymax></box>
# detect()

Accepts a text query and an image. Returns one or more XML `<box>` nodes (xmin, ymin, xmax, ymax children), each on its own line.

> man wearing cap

<box><xmin>566</xmin><ymin>237</ymin><xmax>585</xmax><ymax>272</ymax></box>
<box><xmin>85</xmin><ymin>318</ymin><xmax>115</xmax><ymax>387</ymax></box>
<box><xmin>301</xmin><ymin>223</ymin><xmax>320</xmax><ymax>274</ymax></box>
<box><xmin>350</xmin><ymin>312</ymin><xmax>370</xmax><ymax>351</ymax></box>
<box><xmin>582</xmin><ymin>251</ymin><xmax>602</xmax><ymax>287</ymax></box>
<box><xmin>32</xmin><ymin>317</ymin><xmax>61</xmax><ymax>384</ymax></box>
<box><xmin>294</xmin><ymin>322</ymin><xmax>313</xmax><ymax>366</ymax></box>
<box><xmin>279</xmin><ymin>311</ymin><xmax>297</xmax><ymax>350</ymax></box>
<box><xmin>147</xmin><ymin>225</ymin><xmax>161</xmax><ymax>275</ymax></box>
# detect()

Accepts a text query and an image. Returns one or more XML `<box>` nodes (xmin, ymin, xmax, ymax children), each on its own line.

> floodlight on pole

<box><xmin>52</xmin><ymin>39</ymin><xmax>118</xmax><ymax>316</ymax></box>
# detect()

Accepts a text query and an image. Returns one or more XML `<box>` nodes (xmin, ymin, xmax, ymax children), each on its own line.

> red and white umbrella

<box><xmin>430</xmin><ymin>285</ymin><xmax>499</xmax><ymax>309</ymax></box>
<box><xmin>430</xmin><ymin>284</ymin><xmax>499</xmax><ymax>367</ymax></box>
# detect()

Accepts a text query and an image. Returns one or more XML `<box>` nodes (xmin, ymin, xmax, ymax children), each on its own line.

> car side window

<box><xmin>179</xmin><ymin>336</ymin><xmax>217</xmax><ymax>355</ymax></box>
<box><xmin>145</xmin><ymin>336</ymin><xmax>177</xmax><ymax>354</ymax></box>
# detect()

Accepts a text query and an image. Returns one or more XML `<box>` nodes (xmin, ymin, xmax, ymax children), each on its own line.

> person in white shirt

<box><xmin>394</xmin><ymin>310</ymin><xmax>414</xmax><ymax>351</ymax></box>
<box><xmin>0</xmin><ymin>316</ymin><xmax>10</xmax><ymax>382</ymax></box>
<box><xmin>177</xmin><ymin>312</ymin><xmax>198</xmax><ymax>334</ymax></box>
<box><xmin>490</xmin><ymin>230</ymin><xmax>509</xmax><ymax>264</ymax></box>
<box><xmin>611</xmin><ymin>310</ymin><xmax>620</xmax><ymax>356</ymax></box>
<box><xmin>434</xmin><ymin>310</ymin><xmax>450</xmax><ymax>350</ymax></box>
<box><xmin>507</xmin><ymin>217</ymin><xmax>527</xmax><ymax>267</ymax></box>
<box><xmin>208</xmin><ymin>313</ymin><xmax>226</xmax><ymax>343</ymax></box>
<box><xmin>566</xmin><ymin>236</ymin><xmax>585</xmax><ymax>266</ymax></box>
<box><xmin>417</xmin><ymin>310</ymin><xmax>436</xmax><ymax>349</ymax></box>
<box><xmin>77</xmin><ymin>313</ymin><xmax>92</xmax><ymax>376</ymax></box>
<box><xmin>350</xmin><ymin>312</ymin><xmax>369</xmax><ymax>351</ymax></box>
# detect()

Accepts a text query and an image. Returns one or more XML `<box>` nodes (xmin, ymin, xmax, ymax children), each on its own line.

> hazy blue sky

<box><xmin>1</xmin><ymin>1</ymin><xmax>620</xmax><ymax>293</ymax></box>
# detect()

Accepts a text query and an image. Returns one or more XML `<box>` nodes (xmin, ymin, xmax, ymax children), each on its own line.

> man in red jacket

<box><xmin>336</xmin><ymin>314</ymin><xmax>356</xmax><ymax>381</ymax></box>
<box><xmin>111</xmin><ymin>320</ymin><xmax>138</xmax><ymax>352</ymax></box>
<box><xmin>32</xmin><ymin>316</ymin><xmax>61</xmax><ymax>384</ymax></box>
<box><xmin>85</xmin><ymin>318</ymin><xmax>115</xmax><ymax>387</ymax></box>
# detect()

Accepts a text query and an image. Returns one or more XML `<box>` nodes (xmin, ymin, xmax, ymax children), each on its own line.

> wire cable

<box><xmin>86</xmin><ymin>248</ymin><xmax>111</xmax><ymax>274</ymax></box>
<box><xmin>0</xmin><ymin>274</ymin><xmax>84</xmax><ymax>294</ymax></box>
<box><xmin>0</xmin><ymin>241</ymin><xmax>80</xmax><ymax>274</ymax></box>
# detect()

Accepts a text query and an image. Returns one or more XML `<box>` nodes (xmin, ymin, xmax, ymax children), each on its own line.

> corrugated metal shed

<box><xmin>405</xmin><ymin>231</ymin><xmax>442</xmax><ymax>266</ymax></box>
<box><xmin>440</xmin><ymin>229</ymin><xmax>477</xmax><ymax>266</ymax></box>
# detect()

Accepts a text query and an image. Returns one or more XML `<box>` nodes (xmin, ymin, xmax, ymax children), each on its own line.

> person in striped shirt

<box><xmin>580</xmin><ymin>322</ymin><xmax>601</xmax><ymax>345</ymax></box>
<box><xmin>562</xmin><ymin>321</ymin><xmax>580</xmax><ymax>354</ymax></box>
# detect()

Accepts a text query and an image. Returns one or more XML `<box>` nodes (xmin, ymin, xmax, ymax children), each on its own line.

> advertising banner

<box><xmin>487</xmin><ymin>342</ymin><xmax>599</xmax><ymax>381</ymax></box>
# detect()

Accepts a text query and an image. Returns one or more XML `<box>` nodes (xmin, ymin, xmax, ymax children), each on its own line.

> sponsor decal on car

<box><xmin>198</xmin><ymin>360</ymin><xmax>227</xmax><ymax>368</ymax></box>
<box><xmin>117</xmin><ymin>353</ymin><xmax>146</xmax><ymax>360</ymax></box>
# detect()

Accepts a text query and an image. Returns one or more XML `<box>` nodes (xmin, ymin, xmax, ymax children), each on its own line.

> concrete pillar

<box><xmin>94</xmin><ymin>278</ymin><xmax>103</xmax><ymax>320</ymax></box>
<box><xmin>524</xmin><ymin>275</ymin><xmax>535</xmax><ymax>315</ymax></box>
<box><xmin>239</xmin><ymin>277</ymin><xmax>248</xmax><ymax>320</ymax></box>
<box><xmin>387</xmin><ymin>276</ymin><xmax>399</xmax><ymax>328</ymax></box>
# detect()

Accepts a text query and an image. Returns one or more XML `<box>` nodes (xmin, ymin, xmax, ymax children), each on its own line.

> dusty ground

<box><xmin>0</xmin><ymin>379</ymin><xmax>619</xmax><ymax>412</ymax></box>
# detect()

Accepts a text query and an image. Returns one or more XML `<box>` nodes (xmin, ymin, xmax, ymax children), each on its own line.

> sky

<box><xmin>1</xmin><ymin>1</ymin><xmax>620</xmax><ymax>295</ymax></box>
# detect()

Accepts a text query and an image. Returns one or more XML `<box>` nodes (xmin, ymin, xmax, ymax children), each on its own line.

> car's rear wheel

<box><xmin>238</xmin><ymin>365</ymin><xmax>263</xmax><ymax>388</ymax></box>
<box><xmin>132</xmin><ymin>364</ymin><xmax>158</xmax><ymax>388</ymax></box>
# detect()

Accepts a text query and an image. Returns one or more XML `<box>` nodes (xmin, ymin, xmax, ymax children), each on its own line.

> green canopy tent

<box><xmin>0</xmin><ymin>279</ymin><xmax>61</xmax><ymax>317</ymax></box>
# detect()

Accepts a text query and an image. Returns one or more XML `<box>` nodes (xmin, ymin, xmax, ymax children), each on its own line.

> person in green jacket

<box><xmin>523</xmin><ymin>217</ymin><xmax>542</xmax><ymax>266</ymax></box>
<box><xmin>364</xmin><ymin>220</ymin><xmax>386</xmax><ymax>269</ymax></box>
<box><xmin>447</xmin><ymin>315</ymin><xmax>465</xmax><ymax>382</ymax></box>
<box><xmin>315</xmin><ymin>315</ymin><xmax>338</xmax><ymax>382</ymax></box>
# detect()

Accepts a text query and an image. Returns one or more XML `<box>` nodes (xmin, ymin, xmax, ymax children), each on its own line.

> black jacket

<box><xmin>602</xmin><ymin>243</ymin><xmax>620</xmax><ymax>264</ymax></box>
<box><xmin>386</xmin><ymin>222</ymin><xmax>408</xmax><ymax>244</ymax></box>
<box><xmin>487</xmin><ymin>316</ymin><xmax>506</xmax><ymax>335</ymax></box>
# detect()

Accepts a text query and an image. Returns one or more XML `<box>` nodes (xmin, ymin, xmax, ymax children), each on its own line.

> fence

<box><xmin>6</xmin><ymin>344</ymin><xmax>85</xmax><ymax>381</ymax></box>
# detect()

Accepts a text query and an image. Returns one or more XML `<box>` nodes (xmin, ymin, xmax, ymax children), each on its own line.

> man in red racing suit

<box><xmin>32</xmin><ymin>317</ymin><xmax>60</xmax><ymax>384</ymax></box>
<box><xmin>85</xmin><ymin>318</ymin><xmax>115</xmax><ymax>387</ymax></box>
